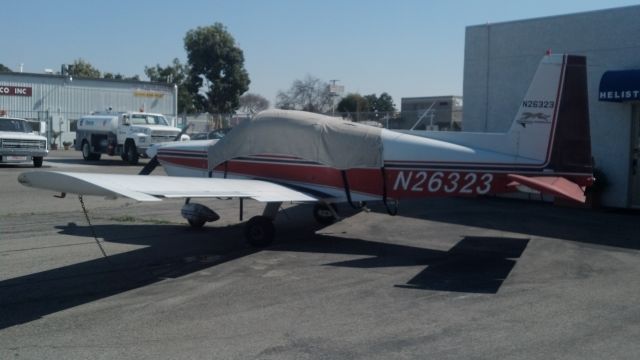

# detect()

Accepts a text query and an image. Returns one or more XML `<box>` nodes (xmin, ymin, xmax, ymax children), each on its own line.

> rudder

<box><xmin>546</xmin><ymin>55</ymin><xmax>593</xmax><ymax>174</ymax></box>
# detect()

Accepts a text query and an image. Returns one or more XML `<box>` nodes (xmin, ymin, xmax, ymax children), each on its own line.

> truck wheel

<box><xmin>82</xmin><ymin>141</ymin><xmax>100</xmax><ymax>161</ymax></box>
<box><xmin>81</xmin><ymin>141</ymin><xmax>92</xmax><ymax>161</ymax></box>
<box><xmin>126</xmin><ymin>143</ymin><xmax>139</xmax><ymax>165</ymax></box>
<box><xmin>33</xmin><ymin>157</ymin><xmax>43</xmax><ymax>168</ymax></box>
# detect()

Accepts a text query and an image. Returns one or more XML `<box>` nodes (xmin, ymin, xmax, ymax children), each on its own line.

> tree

<box><xmin>145</xmin><ymin>58</ymin><xmax>197</xmax><ymax>114</ymax></box>
<box><xmin>66</xmin><ymin>58</ymin><xmax>140</xmax><ymax>80</ymax></box>
<box><xmin>184</xmin><ymin>23</ymin><xmax>250</xmax><ymax>114</ymax></box>
<box><xmin>364</xmin><ymin>92</ymin><xmax>396</xmax><ymax>113</ymax></box>
<box><xmin>376</xmin><ymin>92</ymin><xmax>396</xmax><ymax>112</ymax></box>
<box><xmin>103</xmin><ymin>72</ymin><xmax>118</xmax><ymax>79</ymax></box>
<box><xmin>103</xmin><ymin>72</ymin><xmax>141</xmax><ymax>81</ymax></box>
<box><xmin>0</xmin><ymin>64</ymin><xmax>11</xmax><ymax>72</ymax></box>
<box><xmin>67</xmin><ymin>58</ymin><xmax>101</xmax><ymax>78</ymax></box>
<box><xmin>239</xmin><ymin>93</ymin><xmax>269</xmax><ymax>115</ymax></box>
<box><xmin>275</xmin><ymin>75</ymin><xmax>333</xmax><ymax>113</ymax></box>
<box><xmin>336</xmin><ymin>93</ymin><xmax>369</xmax><ymax>118</ymax></box>
<box><xmin>145</xmin><ymin>58</ymin><xmax>187</xmax><ymax>83</ymax></box>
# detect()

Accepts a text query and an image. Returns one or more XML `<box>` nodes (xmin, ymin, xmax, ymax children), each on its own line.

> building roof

<box><xmin>467</xmin><ymin>4</ymin><xmax>640</xmax><ymax>29</ymax></box>
<box><xmin>0</xmin><ymin>71</ymin><xmax>174</xmax><ymax>89</ymax></box>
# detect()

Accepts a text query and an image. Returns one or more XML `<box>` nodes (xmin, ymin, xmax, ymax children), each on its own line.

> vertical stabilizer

<box><xmin>507</xmin><ymin>54</ymin><xmax>592</xmax><ymax>174</ymax></box>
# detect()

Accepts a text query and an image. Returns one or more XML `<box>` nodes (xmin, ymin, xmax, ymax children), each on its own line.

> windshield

<box><xmin>0</xmin><ymin>118</ymin><xmax>32</xmax><ymax>133</ymax></box>
<box><xmin>208</xmin><ymin>128</ymin><xmax>232</xmax><ymax>139</ymax></box>
<box><xmin>130</xmin><ymin>114</ymin><xmax>169</xmax><ymax>126</ymax></box>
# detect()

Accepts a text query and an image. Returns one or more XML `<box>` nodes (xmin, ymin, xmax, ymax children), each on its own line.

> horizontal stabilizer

<box><xmin>18</xmin><ymin>171</ymin><xmax>318</xmax><ymax>203</ymax></box>
<box><xmin>507</xmin><ymin>174</ymin><xmax>586</xmax><ymax>203</ymax></box>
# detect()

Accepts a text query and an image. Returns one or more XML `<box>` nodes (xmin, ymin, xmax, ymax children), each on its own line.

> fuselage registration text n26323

<box><xmin>392</xmin><ymin>171</ymin><xmax>494</xmax><ymax>195</ymax></box>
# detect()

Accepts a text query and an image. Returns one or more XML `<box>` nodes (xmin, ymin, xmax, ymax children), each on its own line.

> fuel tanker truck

<box><xmin>75</xmin><ymin>111</ymin><xmax>187</xmax><ymax>164</ymax></box>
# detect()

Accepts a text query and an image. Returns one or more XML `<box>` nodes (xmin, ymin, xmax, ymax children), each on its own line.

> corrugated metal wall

<box><xmin>0</xmin><ymin>73</ymin><xmax>176</xmax><ymax>121</ymax></box>
<box><xmin>0</xmin><ymin>73</ymin><xmax>177</xmax><ymax>144</ymax></box>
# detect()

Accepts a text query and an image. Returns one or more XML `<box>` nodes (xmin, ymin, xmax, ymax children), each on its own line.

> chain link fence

<box><xmin>181</xmin><ymin>108</ymin><xmax>463</xmax><ymax>136</ymax></box>
<box><xmin>322</xmin><ymin>109</ymin><xmax>462</xmax><ymax>131</ymax></box>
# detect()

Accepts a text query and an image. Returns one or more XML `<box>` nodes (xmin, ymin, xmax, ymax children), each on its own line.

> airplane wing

<box><xmin>18</xmin><ymin>171</ymin><xmax>318</xmax><ymax>203</ymax></box>
<box><xmin>506</xmin><ymin>174</ymin><xmax>586</xmax><ymax>203</ymax></box>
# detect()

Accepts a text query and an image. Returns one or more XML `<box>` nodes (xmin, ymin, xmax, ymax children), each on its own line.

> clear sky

<box><xmin>2</xmin><ymin>0</ymin><xmax>638</xmax><ymax>108</ymax></box>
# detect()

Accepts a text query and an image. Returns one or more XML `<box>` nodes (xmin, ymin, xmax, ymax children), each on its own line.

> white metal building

<box><xmin>0</xmin><ymin>72</ymin><xmax>178</xmax><ymax>146</ymax></box>
<box><xmin>463</xmin><ymin>5</ymin><xmax>640</xmax><ymax>208</ymax></box>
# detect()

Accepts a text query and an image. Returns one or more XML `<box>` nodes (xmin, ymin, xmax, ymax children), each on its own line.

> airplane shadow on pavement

<box><xmin>0</xmin><ymin>209</ymin><xmax>529</xmax><ymax>330</ymax></box>
<box><xmin>368</xmin><ymin>197</ymin><xmax>640</xmax><ymax>250</ymax></box>
<box><xmin>273</xmin><ymin>234</ymin><xmax>528</xmax><ymax>294</ymax></box>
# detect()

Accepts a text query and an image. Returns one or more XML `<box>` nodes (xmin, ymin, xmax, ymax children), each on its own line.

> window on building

<box><xmin>70</xmin><ymin>119</ymin><xmax>78</xmax><ymax>132</ymax></box>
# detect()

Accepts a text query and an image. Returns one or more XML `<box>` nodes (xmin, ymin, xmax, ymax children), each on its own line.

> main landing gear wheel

<box><xmin>313</xmin><ymin>203</ymin><xmax>337</xmax><ymax>225</ymax></box>
<box><xmin>244</xmin><ymin>216</ymin><xmax>275</xmax><ymax>247</ymax></box>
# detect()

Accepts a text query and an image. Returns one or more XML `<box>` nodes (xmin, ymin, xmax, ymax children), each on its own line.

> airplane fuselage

<box><xmin>154</xmin><ymin>128</ymin><xmax>592</xmax><ymax>203</ymax></box>
<box><xmin>153</xmin><ymin>54</ymin><xmax>593</xmax><ymax>205</ymax></box>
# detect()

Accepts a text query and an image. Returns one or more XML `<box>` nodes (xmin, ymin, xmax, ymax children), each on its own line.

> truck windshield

<box><xmin>0</xmin><ymin>118</ymin><xmax>32</xmax><ymax>133</ymax></box>
<box><xmin>130</xmin><ymin>114</ymin><xmax>169</xmax><ymax>126</ymax></box>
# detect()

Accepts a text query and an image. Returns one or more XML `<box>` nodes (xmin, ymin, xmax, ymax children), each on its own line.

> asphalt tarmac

<box><xmin>1</xmin><ymin>150</ymin><xmax>639</xmax><ymax>359</ymax></box>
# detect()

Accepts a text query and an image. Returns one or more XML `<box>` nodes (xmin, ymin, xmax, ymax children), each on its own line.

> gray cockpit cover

<box><xmin>207</xmin><ymin>109</ymin><xmax>383</xmax><ymax>170</ymax></box>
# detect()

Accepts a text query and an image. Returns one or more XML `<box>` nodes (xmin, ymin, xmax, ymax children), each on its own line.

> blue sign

<box><xmin>599</xmin><ymin>70</ymin><xmax>640</xmax><ymax>102</ymax></box>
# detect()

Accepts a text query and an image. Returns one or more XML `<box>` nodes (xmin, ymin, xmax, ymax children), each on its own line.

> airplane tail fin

<box><xmin>507</xmin><ymin>54</ymin><xmax>592</xmax><ymax>175</ymax></box>
<box><xmin>546</xmin><ymin>55</ymin><xmax>593</xmax><ymax>174</ymax></box>
<box><xmin>504</xmin><ymin>54</ymin><xmax>593</xmax><ymax>202</ymax></box>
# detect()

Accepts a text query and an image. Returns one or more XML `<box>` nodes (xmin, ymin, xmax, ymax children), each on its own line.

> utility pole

<box><xmin>328</xmin><ymin>79</ymin><xmax>343</xmax><ymax>116</ymax></box>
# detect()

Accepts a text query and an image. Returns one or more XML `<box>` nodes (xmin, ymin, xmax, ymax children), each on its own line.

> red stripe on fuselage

<box><xmin>160</xmin><ymin>155</ymin><xmax>591</xmax><ymax>200</ymax></box>
<box><xmin>159</xmin><ymin>155</ymin><xmax>208</xmax><ymax>169</ymax></box>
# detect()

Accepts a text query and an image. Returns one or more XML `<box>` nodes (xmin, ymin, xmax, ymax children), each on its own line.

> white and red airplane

<box><xmin>18</xmin><ymin>53</ymin><xmax>594</xmax><ymax>246</ymax></box>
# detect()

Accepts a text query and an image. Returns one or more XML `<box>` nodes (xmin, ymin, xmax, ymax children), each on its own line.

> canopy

<box><xmin>599</xmin><ymin>69</ymin><xmax>640</xmax><ymax>102</ymax></box>
<box><xmin>207</xmin><ymin>109</ymin><xmax>384</xmax><ymax>170</ymax></box>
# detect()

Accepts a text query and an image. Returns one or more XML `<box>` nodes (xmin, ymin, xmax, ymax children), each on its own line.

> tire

<box><xmin>126</xmin><ymin>142</ymin><xmax>139</xmax><ymax>165</ymax></box>
<box><xmin>313</xmin><ymin>203</ymin><xmax>337</xmax><ymax>225</ymax></box>
<box><xmin>188</xmin><ymin>218</ymin><xmax>206</xmax><ymax>228</ymax></box>
<box><xmin>121</xmin><ymin>152</ymin><xmax>128</xmax><ymax>161</ymax></box>
<box><xmin>33</xmin><ymin>156</ymin><xmax>43</xmax><ymax>168</ymax></box>
<box><xmin>244</xmin><ymin>216</ymin><xmax>275</xmax><ymax>247</ymax></box>
<box><xmin>82</xmin><ymin>141</ymin><xmax>101</xmax><ymax>161</ymax></box>
<box><xmin>81</xmin><ymin>141</ymin><xmax>92</xmax><ymax>161</ymax></box>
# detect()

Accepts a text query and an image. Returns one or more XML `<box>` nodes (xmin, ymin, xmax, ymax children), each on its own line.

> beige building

<box><xmin>400</xmin><ymin>96</ymin><xmax>462</xmax><ymax>131</ymax></box>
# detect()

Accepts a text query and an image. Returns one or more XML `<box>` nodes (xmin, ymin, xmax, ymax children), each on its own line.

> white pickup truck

<box><xmin>0</xmin><ymin>117</ymin><xmax>48</xmax><ymax>167</ymax></box>
<box><xmin>75</xmin><ymin>111</ymin><xmax>185</xmax><ymax>164</ymax></box>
